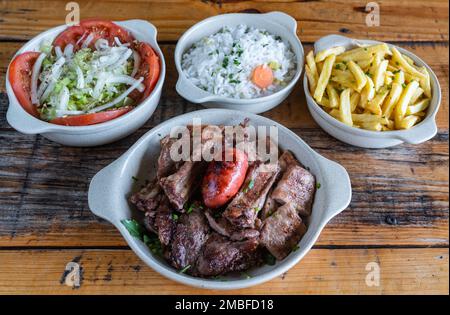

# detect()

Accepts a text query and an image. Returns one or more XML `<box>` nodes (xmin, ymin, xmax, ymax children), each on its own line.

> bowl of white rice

<box><xmin>175</xmin><ymin>12</ymin><xmax>304</xmax><ymax>113</ymax></box>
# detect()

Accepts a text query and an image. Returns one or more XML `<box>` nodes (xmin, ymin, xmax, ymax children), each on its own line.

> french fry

<box><xmin>366</xmin><ymin>87</ymin><xmax>389</xmax><ymax>115</ymax></box>
<box><xmin>350</xmin><ymin>92</ymin><xmax>360</xmax><ymax>112</ymax></box>
<box><xmin>394</xmin><ymin>80</ymin><xmax>420</xmax><ymax>129</ymax></box>
<box><xmin>356</xmin><ymin>57</ymin><xmax>373</xmax><ymax>71</ymax></box>
<box><xmin>347</xmin><ymin>60</ymin><xmax>367</xmax><ymax>92</ymax></box>
<box><xmin>418</xmin><ymin>66</ymin><xmax>432</xmax><ymax>98</ymax></box>
<box><xmin>352</xmin><ymin>113</ymin><xmax>388</xmax><ymax>125</ymax></box>
<box><xmin>315</xmin><ymin>46</ymin><xmax>345</xmax><ymax>62</ymax></box>
<box><xmin>326</xmin><ymin>85</ymin><xmax>340</xmax><ymax>108</ymax></box>
<box><xmin>305</xmin><ymin>65</ymin><xmax>317</xmax><ymax>94</ymax></box>
<box><xmin>402</xmin><ymin>53</ymin><xmax>415</xmax><ymax>66</ymax></box>
<box><xmin>336</xmin><ymin>43</ymin><xmax>391</xmax><ymax>62</ymax></box>
<box><xmin>398</xmin><ymin>115</ymin><xmax>420</xmax><ymax>130</ymax></box>
<box><xmin>317</xmin><ymin>96</ymin><xmax>330</xmax><ymax>107</ymax></box>
<box><xmin>387</xmin><ymin>119</ymin><xmax>395</xmax><ymax>129</ymax></box>
<box><xmin>393</xmin><ymin>70</ymin><xmax>405</xmax><ymax>84</ymax></box>
<box><xmin>306</xmin><ymin>50</ymin><xmax>319</xmax><ymax>82</ymax></box>
<box><xmin>339</xmin><ymin>88</ymin><xmax>353</xmax><ymax>126</ymax></box>
<box><xmin>391</xmin><ymin>47</ymin><xmax>426</xmax><ymax>80</ymax></box>
<box><xmin>382</xmin><ymin>82</ymin><xmax>403</xmax><ymax>119</ymax></box>
<box><xmin>409</xmin><ymin>87</ymin><xmax>424</xmax><ymax>105</ymax></box>
<box><xmin>359</xmin><ymin>75</ymin><xmax>375</xmax><ymax>109</ymax></box>
<box><xmin>314</xmin><ymin>54</ymin><xmax>336</xmax><ymax>103</ymax></box>
<box><xmin>406</xmin><ymin>98</ymin><xmax>430</xmax><ymax>115</ymax></box>
<box><xmin>360</xmin><ymin>121</ymin><xmax>383</xmax><ymax>131</ymax></box>
<box><xmin>329</xmin><ymin>108</ymin><xmax>341</xmax><ymax>119</ymax></box>
<box><xmin>373</xmin><ymin>60</ymin><xmax>389</xmax><ymax>91</ymax></box>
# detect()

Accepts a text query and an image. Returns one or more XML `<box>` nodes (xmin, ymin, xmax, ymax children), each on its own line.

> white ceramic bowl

<box><xmin>88</xmin><ymin>108</ymin><xmax>352</xmax><ymax>290</ymax></box>
<box><xmin>174</xmin><ymin>12</ymin><xmax>304</xmax><ymax>114</ymax></box>
<box><xmin>6</xmin><ymin>20</ymin><xmax>166</xmax><ymax>147</ymax></box>
<box><xmin>304</xmin><ymin>35</ymin><xmax>441</xmax><ymax>148</ymax></box>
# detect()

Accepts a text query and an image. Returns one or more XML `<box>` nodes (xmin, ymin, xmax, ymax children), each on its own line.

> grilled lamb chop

<box><xmin>129</xmin><ymin>180</ymin><xmax>163</xmax><ymax>213</ymax></box>
<box><xmin>271</xmin><ymin>165</ymin><xmax>315</xmax><ymax>217</ymax></box>
<box><xmin>157</xmin><ymin>136</ymin><xmax>181</xmax><ymax>180</ymax></box>
<box><xmin>278</xmin><ymin>150</ymin><xmax>300</xmax><ymax>172</ymax></box>
<box><xmin>159</xmin><ymin>161</ymin><xmax>205</xmax><ymax>210</ymax></box>
<box><xmin>195</xmin><ymin>233</ymin><xmax>261</xmax><ymax>277</ymax></box>
<box><xmin>260</xmin><ymin>203</ymin><xmax>307</xmax><ymax>260</ymax></box>
<box><xmin>168</xmin><ymin>208</ymin><xmax>210</xmax><ymax>271</ymax></box>
<box><xmin>204</xmin><ymin>210</ymin><xmax>260</xmax><ymax>241</ymax></box>
<box><xmin>223</xmin><ymin>161</ymin><xmax>279</xmax><ymax>229</ymax></box>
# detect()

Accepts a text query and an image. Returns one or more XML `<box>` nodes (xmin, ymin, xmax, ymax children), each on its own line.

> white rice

<box><xmin>181</xmin><ymin>25</ymin><xmax>296</xmax><ymax>99</ymax></box>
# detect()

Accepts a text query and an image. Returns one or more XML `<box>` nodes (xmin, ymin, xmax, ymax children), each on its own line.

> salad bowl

<box><xmin>6</xmin><ymin>20</ymin><xmax>166</xmax><ymax>147</ymax></box>
<box><xmin>88</xmin><ymin>108</ymin><xmax>352</xmax><ymax>290</ymax></box>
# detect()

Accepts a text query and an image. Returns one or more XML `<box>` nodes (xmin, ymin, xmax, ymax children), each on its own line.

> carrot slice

<box><xmin>251</xmin><ymin>65</ymin><xmax>274</xmax><ymax>89</ymax></box>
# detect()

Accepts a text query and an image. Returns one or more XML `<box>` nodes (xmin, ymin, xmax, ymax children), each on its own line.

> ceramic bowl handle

<box><xmin>6</xmin><ymin>101</ymin><xmax>56</xmax><ymax>134</ymax></box>
<box><xmin>393</xmin><ymin>118</ymin><xmax>438</xmax><ymax>144</ymax></box>
<box><xmin>317</xmin><ymin>155</ymin><xmax>352</xmax><ymax>221</ymax></box>
<box><xmin>88</xmin><ymin>162</ymin><xmax>121</xmax><ymax>224</ymax></box>
<box><xmin>175</xmin><ymin>77</ymin><xmax>216</xmax><ymax>103</ymax></box>
<box><xmin>263</xmin><ymin>12</ymin><xmax>297</xmax><ymax>33</ymax></box>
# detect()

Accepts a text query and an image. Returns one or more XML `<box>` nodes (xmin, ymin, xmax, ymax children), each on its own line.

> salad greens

<box><xmin>33</xmin><ymin>38</ymin><xmax>143</xmax><ymax>121</ymax></box>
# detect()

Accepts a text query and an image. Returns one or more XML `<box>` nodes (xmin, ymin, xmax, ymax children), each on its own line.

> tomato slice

<box><xmin>53</xmin><ymin>19</ymin><xmax>134</xmax><ymax>50</ymax></box>
<box><xmin>133</xmin><ymin>42</ymin><xmax>161</xmax><ymax>101</ymax></box>
<box><xmin>8</xmin><ymin>52</ymin><xmax>41</xmax><ymax>117</ymax></box>
<box><xmin>49</xmin><ymin>107</ymin><xmax>133</xmax><ymax>126</ymax></box>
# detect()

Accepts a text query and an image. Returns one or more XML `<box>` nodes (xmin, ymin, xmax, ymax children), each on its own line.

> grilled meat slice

<box><xmin>157</xmin><ymin>136</ymin><xmax>181</xmax><ymax>180</ymax></box>
<box><xmin>204</xmin><ymin>210</ymin><xmax>260</xmax><ymax>241</ymax></box>
<box><xmin>153</xmin><ymin>198</ymin><xmax>177</xmax><ymax>246</ymax></box>
<box><xmin>260</xmin><ymin>203</ymin><xmax>307</xmax><ymax>260</ymax></box>
<box><xmin>159</xmin><ymin>161</ymin><xmax>205</xmax><ymax>210</ymax></box>
<box><xmin>129</xmin><ymin>180</ymin><xmax>163</xmax><ymax>212</ymax></box>
<box><xmin>168</xmin><ymin>208</ymin><xmax>210</xmax><ymax>271</ymax></box>
<box><xmin>271</xmin><ymin>165</ymin><xmax>315</xmax><ymax>217</ymax></box>
<box><xmin>278</xmin><ymin>150</ymin><xmax>300</xmax><ymax>172</ymax></box>
<box><xmin>195</xmin><ymin>233</ymin><xmax>261</xmax><ymax>277</ymax></box>
<box><xmin>260</xmin><ymin>187</ymin><xmax>277</xmax><ymax>220</ymax></box>
<box><xmin>223</xmin><ymin>161</ymin><xmax>279</xmax><ymax>228</ymax></box>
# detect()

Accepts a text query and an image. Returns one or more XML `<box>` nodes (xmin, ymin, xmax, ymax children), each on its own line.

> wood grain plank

<box><xmin>1</xmin><ymin>42</ymin><xmax>448</xmax><ymax>130</ymax></box>
<box><xmin>0</xmin><ymin>0</ymin><xmax>448</xmax><ymax>42</ymax></box>
<box><xmin>0</xmin><ymin>248</ymin><xmax>447</xmax><ymax>294</ymax></box>
<box><xmin>0</xmin><ymin>127</ymin><xmax>447</xmax><ymax>247</ymax></box>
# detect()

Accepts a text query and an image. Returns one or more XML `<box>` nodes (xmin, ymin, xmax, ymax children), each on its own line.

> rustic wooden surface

<box><xmin>0</xmin><ymin>0</ymin><xmax>448</xmax><ymax>294</ymax></box>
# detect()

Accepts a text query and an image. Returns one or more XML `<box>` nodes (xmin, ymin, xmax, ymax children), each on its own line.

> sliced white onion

<box><xmin>113</xmin><ymin>48</ymin><xmax>133</xmax><ymax>68</ymax></box>
<box><xmin>40</xmin><ymin>56</ymin><xmax>66</xmax><ymax>101</ymax></box>
<box><xmin>55</xmin><ymin>46</ymin><xmax>63</xmax><ymax>58</ymax></box>
<box><xmin>31</xmin><ymin>53</ymin><xmax>47</xmax><ymax>104</ymax></box>
<box><xmin>114</xmin><ymin>37</ymin><xmax>130</xmax><ymax>47</ymax></box>
<box><xmin>106</xmin><ymin>75</ymin><xmax>145</xmax><ymax>92</ymax></box>
<box><xmin>88</xmin><ymin>77</ymin><xmax>143</xmax><ymax>113</ymax></box>
<box><xmin>75</xmin><ymin>31</ymin><xmax>88</xmax><ymax>46</ymax></box>
<box><xmin>93</xmin><ymin>72</ymin><xmax>107</xmax><ymax>99</ymax></box>
<box><xmin>81</xmin><ymin>33</ymin><xmax>94</xmax><ymax>49</ymax></box>
<box><xmin>75</xmin><ymin>66</ymin><xmax>85</xmax><ymax>89</ymax></box>
<box><xmin>64</xmin><ymin>44</ymin><xmax>74</xmax><ymax>58</ymax></box>
<box><xmin>130</xmin><ymin>50</ymin><xmax>140</xmax><ymax>77</ymax></box>
<box><xmin>55</xmin><ymin>109</ymin><xmax>85</xmax><ymax>117</ymax></box>
<box><xmin>58</xmin><ymin>86</ymin><xmax>70</xmax><ymax>111</ymax></box>
<box><xmin>96</xmin><ymin>53</ymin><xmax>122</xmax><ymax>68</ymax></box>
<box><xmin>95</xmin><ymin>38</ymin><xmax>109</xmax><ymax>51</ymax></box>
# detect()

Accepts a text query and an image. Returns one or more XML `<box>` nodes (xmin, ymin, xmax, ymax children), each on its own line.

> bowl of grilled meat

<box><xmin>88</xmin><ymin>108</ymin><xmax>351</xmax><ymax>289</ymax></box>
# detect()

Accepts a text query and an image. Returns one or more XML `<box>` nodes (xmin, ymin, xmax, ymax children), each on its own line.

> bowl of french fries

<box><xmin>304</xmin><ymin>35</ymin><xmax>441</xmax><ymax>148</ymax></box>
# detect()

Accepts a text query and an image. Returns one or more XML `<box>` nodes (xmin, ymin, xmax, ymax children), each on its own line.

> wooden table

<box><xmin>0</xmin><ymin>0</ymin><xmax>448</xmax><ymax>295</ymax></box>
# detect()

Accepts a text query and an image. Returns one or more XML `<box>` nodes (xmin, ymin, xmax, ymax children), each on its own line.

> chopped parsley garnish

<box><xmin>402</xmin><ymin>83</ymin><xmax>407</xmax><ymax>88</ymax></box>
<box><xmin>243</xmin><ymin>179</ymin><xmax>255</xmax><ymax>193</ymax></box>
<box><xmin>121</xmin><ymin>219</ymin><xmax>162</xmax><ymax>256</ymax></box>
<box><xmin>229</xmin><ymin>79</ymin><xmax>241</xmax><ymax>84</ymax></box>
<box><xmin>172</xmin><ymin>213</ymin><xmax>179</xmax><ymax>221</ymax></box>
<box><xmin>222</xmin><ymin>57</ymin><xmax>229</xmax><ymax>68</ymax></box>
<box><xmin>131</xmin><ymin>176</ymin><xmax>139</xmax><ymax>182</ymax></box>
<box><xmin>233</xmin><ymin>58</ymin><xmax>240</xmax><ymax>66</ymax></box>
<box><xmin>292</xmin><ymin>244</ymin><xmax>300</xmax><ymax>252</ymax></box>
<box><xmin>263</xmin><ymin>252</ymin><xmax>277</xmax><ymax>266</ymax></box>
<box><xmin>241</xmin><ymin>272</ymin><xmax>252</xmax><ymax>279</ymax></box>
<box><xmin>254</xmin><ymin>207</ymin><xmax>261</xmax><ymax>212</ymax></box>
